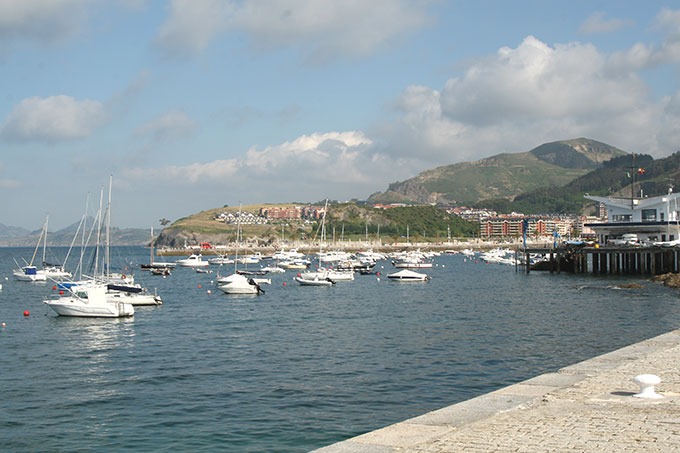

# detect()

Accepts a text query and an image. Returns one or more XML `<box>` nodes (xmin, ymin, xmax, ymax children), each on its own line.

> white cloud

<box><xmin>579</xmin><ymin>12</ymin><xmax>634</xmax><ymax>34</ymax></box>
<box><xmin>121</xmin><ymin>130</ymin><xmax>415</xmax><ymax>201</ymax></box>
<box><xmin>134</xmin><ymin>109</ymin><xmax>198</xmax><ymax>141</ymax></box>
<box><xmin>377</xmin><ymin>34</ymin><xmax>671</xmax><ymax>165</ymax></box>
<box><xmin>155</xmin><ymin>0</ymin><xmax>432</xmax><ymax>61</ymax></box>
<box><xmin>0</xmin><ymin>0</ymin><xmax>91</xmax><ymax>44</ymax></box>
<box><xmin>1</xmin><ymin>95</ymin><xmax>107</xmax><ymax>143</ymax></box>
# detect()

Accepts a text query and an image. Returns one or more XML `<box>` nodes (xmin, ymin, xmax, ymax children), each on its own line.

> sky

<box><xmin>1</xmin><ymin>1</ymin><xmax>680</xmax><ymax>230</ymax></box>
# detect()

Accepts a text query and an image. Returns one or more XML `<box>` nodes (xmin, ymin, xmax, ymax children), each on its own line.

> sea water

<box><xmin>1</xmin><ymin>246</ymin><xmax>679</xmax><ymax>452</ymax></box>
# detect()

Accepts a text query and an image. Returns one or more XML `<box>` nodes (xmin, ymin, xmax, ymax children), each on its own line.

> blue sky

<box><xmin>1</xmin><ymin>1</ymin><xmax>679</xmax><ymax>230</ymax></box>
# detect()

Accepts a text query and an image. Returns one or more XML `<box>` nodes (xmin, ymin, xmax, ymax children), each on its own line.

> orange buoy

<box><xmin>198</xmin><ymin>284</ymin><xmax>202</xmax><ymax>289</ymax></box>
<box><xmin>59</xmin><ymin>290</ymin><xmax>64</xmax><ymax>295</ymax></box>
<box><xmin>283</xmin><ymin>282</ymin><xmax>287</xmax><ymax>286</ymax></box>
<box><xmin>23</xmin><ymin>311</ymin><xmax>29</xmax><ymax>317</ymax></box>
<box><xmin>52</xmin><ymin>286</ymin><xmax>57</xmax><ymax>290</ymax></box>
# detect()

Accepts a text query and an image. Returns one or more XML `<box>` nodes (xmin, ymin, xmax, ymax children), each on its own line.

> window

<box><xmin>641</xmin><ymin>209</ymin><xmax>657</xmax><ymax>221</ymax></box>
<box><xmin>612</xmin><ymin>214</ymin><xmax>632</xmax><ymax>222</ymax></box>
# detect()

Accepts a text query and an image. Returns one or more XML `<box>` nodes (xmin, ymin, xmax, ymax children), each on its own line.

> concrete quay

<box><xmin>313</xmin><ymin>329</ymin><xmax>680</xmax><ymax>452</ymax></box>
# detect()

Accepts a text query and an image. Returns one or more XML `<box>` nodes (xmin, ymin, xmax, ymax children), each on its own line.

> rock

<box><xmin>650</xmin><ymin>272</ymin><xmax>680</xmax><ymax>288</ymax></box>
<box><xmin>618</xmin><ymin>283</ymin><xmax>645</xmax><ymax>289</ymax></box>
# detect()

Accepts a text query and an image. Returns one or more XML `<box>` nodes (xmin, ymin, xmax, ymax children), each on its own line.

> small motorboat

<box><xmin>294</xmin><ymin>275</ymin><xmax>335</xmax><ymax>286</ymax></box>
<box><xmin>218</xmin><ymin>273</ymin><xmax>264</xmax><ymax>295</ymax></box>
<box><xmin>176</xmin><ymin>254</ymin><xmax>209</xmax><ymax>267</ymax></box>
<box><xmin>387</xmin><ymin>269</ymin><xmax>430</xmax><ymax>282</ymax></box>
<box><xmin>208</xmin><ymin>255</ymin><xmax>234</xmax><ymax>265</ymax></box>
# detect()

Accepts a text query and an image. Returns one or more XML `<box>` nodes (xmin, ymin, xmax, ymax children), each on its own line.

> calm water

<box><xmin>1</xmin><ymin>246</ymin><xmax>680</xmax><ymax>452</ymax></box>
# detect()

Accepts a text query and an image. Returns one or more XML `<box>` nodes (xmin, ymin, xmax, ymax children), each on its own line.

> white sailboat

<box><xmin>296</xmin><ymin>199</ymin><xmax>348</xmax><ymax>285</ymax></box>
<box><xmin>13</xmin><ymin>219</ymin><xmax>48</xmax><ymax>282</ymax></box>
<box><xmin>217</xmin><ymin>204</ymin><xmax>262</xmax><ymax>295</ymax></box>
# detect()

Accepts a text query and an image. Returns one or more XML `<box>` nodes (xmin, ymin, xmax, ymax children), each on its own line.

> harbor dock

<box><xmin>520</xmin><ymin>244</ymin><xmax>680</xmax><ymax>275</ymax></box>
<box><xmin>313</xmin><ymin>328</ymin><xmax>680</xmax><ymax>452</ymax></box>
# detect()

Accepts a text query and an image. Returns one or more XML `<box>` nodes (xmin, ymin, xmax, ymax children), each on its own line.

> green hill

<box><xmin>323</xmin><ymin>204</ymin><xmax>477</xmax><ymax>240</ymax></box>
<box><xmin>476</xmin><ymin>152</ymin><xmax>680</xmax><ymax>214</ymax></box>
<box><xmin>368</xmin><ymin>138</ymin><xmax>627</xmax><ymax>205</ymax></box>
<box><xmin>155</xmin><ymin>202</ymin><xmax>478</xmax><ymax>247</ymax></box>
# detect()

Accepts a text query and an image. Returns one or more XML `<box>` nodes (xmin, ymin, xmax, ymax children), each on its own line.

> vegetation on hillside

<box><xmin>368</xmin><ymin>138</ymin><xmax>626</xmax><ymax>205</ymax></box>
<box><xmin>476</xmin><ymin>153</ymin><xmax>680</xmax><ymax>214</ymax></box>
<box><xmin>321</xmin><ymin>204</ymin><xmax>477</xmax><ymax>240</ymax></box>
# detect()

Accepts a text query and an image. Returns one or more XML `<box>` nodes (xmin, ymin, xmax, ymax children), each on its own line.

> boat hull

<box><xmin>45</xmin><ymin>299</ymin><xmax>134</xmax><ymax>317</ymax></box>
<box><xmin>294</xmin><ymin>276</ymin><xmax>334</xmax><ymax>286</ymax></box>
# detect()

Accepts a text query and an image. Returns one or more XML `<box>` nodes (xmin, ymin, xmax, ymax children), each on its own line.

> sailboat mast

<box><xmin>79</xmin><ymin>195</ymin><xmax>89</xmax><ymax>281</ymax></box>
<box><xmin>29</xmin><ymin>216</ymin><xmax>47</xmax><ymax>266</ymax></box>
<box><xmin>106</xmin><ymin>175</ymin><xmax>112</xmax><ymax>278</ymax></box>
<box><xmin>94</xmin><ymin>186</ymin><xmax>104</xmax><ymax>277</ymax></box>
<box><xmin>42</xmin><ymin>215</ymin><xmax>49</xmax><ymax>266</ymax></box>
<box><xmin>234</xmin><ymin>203</ymin><xmax>242</xmax><ymax>273</ymax></box>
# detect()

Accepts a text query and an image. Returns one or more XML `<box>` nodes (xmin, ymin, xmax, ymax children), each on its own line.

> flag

<box><xmin>638</xmin><ymin>168</ymin><xmax>645</xmax><ymax>174</ymax></box>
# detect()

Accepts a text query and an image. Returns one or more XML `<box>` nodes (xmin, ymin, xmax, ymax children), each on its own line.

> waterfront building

<box><xmin>479</xmin><ymin>215</ymin><xmax>576</xmax><ymax>239</ymax></box>
<box><xmin>585</xmin><ymin>190</ymin><xmax>680</xmax><ymax>243</ymax></box>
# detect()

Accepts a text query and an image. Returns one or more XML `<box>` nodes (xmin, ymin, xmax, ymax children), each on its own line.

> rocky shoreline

<box><xmin>651</xmin><ymin>272</ymin><xmax>680</xmax><ymax>288</ymax></box>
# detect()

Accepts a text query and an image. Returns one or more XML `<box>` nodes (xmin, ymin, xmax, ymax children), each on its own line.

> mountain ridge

<box><xmin>368</xmin><ymin>138</ymin><xmax>627</xmax><ymax>205</ymax></box>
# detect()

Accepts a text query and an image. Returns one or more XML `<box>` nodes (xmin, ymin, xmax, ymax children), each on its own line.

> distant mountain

<box><xmin>477</xmin><ymin>152</ymin><xmax>680</xmax><ymax>214</ymax></box>
<box><xmin>0</xmin><ymin>223</ymin><xmax>30</xmax><ymax>240</ymax></box>
<box><xmin>368</xmin><ymin>138</ymin><xmax>627</xmax><ymax>205</ymax></box>
<box><xmin>0</xmin><ymin>219</ymin><xmax>150</xmax><ymax>247</ymax></box>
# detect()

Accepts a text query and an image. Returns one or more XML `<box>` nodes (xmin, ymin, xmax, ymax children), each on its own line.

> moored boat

<box><xmin>387</xmin><ymin>269</ymin><xmax>430</xmax><ymax>281</ymax></box>
<box><xmin>44</xmin><ymin>284</ymin><xmax>135</xmax><ymax>317</ymax></box>
<box><xmin>217</xmin><ymin>273</ymin><xmax>264</xmax><ymax>294</ymax></box>
<box><xmin>176</xmin><ymin>254</ymin><xmax>209</xmax><ymax>267</ymax></box>
<box><xmin>294</xmin><ymin>275</ymin><xmax>335</xmax><ymax>286</ymax></box>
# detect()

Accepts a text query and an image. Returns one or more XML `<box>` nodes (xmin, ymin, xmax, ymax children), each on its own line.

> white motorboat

<box><xmin>176</xmin><ymin>254</ymin><xmax>209</xmax><ymax>267</ymax></box>
<box><xmin>13</xmin><ymin>265</ymin><xmax>47</xmax><ymax>282</ymax></box>
<box><xmin>237</xmin><ymin>253</ymin><xmax>262</xmax><ymax>265</ymax></box>
<box><xmin>260</xmin><ymin>265</ymin><xmax>285</xmax><ymax>273</ymax></box>
<box><xmin>387</xmin><ymin>269</ymin><xmax>430</xmax><ymax>281</ymax></box>
<box><xmin>279</xmin><ymin>259</ymin><xmax>310</xmax><ymax>269</ymax></box>
<box><xmin>294</xmin><ymin>275</ymin><xmax>334</xmax><ymax>286</ymax></box>
<box><xmin>271</xmin><ymin>249</ymin><xmax>304</xmax><ymax>260</ymax></box>
<box><xmin>44</xmin><ymin>284</ymin><xmax>134</xmax><ymax>317</ymax></box>
<box><xmin>217</xmin><ymin>273</ymin><xmax>264</xmax><ymax>294</ymax></box>
<box><xmin>300</xmin><ymin>269</ymin><xmax>354</xmax><ymax>281</ymax></box>
<box><xmin>208</xmin><ymin>255</ymin><xmax>234</xmax><ymax>265</ymax></box>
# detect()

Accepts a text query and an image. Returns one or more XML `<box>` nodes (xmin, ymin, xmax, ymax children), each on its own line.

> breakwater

<box><xmin>313</xmin><ymin>328</ymin><xmax>680</xmax><ymax>452</ymax></box>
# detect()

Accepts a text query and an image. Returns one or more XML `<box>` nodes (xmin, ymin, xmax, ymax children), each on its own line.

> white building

<box><xmin>584</xmin><ymin>190</ymin><xmax>680</xmax><ymax>244</ymax></box>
